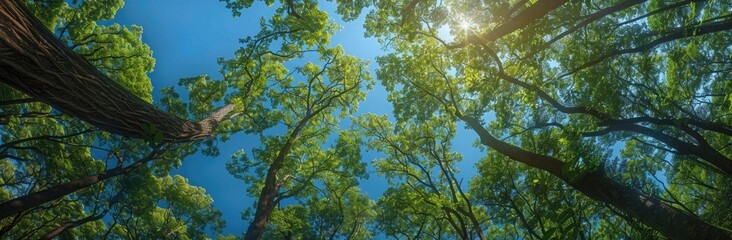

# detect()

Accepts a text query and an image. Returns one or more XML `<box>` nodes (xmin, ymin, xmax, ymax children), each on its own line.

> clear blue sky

<box><xmin>111</xmin><ymin>0</ymin><xmax>483</xmax><ymax>235</ymax></box>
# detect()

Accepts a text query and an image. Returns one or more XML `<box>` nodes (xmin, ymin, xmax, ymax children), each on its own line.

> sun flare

<box><xmin>459</xmin><ymin>18</ymin><xmax>474</xmax><ymax>30</ymax></box>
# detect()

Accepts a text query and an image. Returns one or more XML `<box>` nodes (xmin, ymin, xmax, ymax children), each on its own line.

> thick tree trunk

<box><xmin>485</xmin><ymin>0</ymin><xmax>568</xmax><ymax>40</ymax></box>
<box><xmin>0</xmin><ymin>150</ymin><xmax>159</xmax><ymax>220</ymax></box>
<box><xmin>0</xmin><ymin>0</ymin><xmax>234</xmax><ymax>142</ymax></box>
<box><xmin>573</xmin><ymin>170</ymin><xmax>731</xmax><ymax>239</ymax></box>
<box><xmin>460</xmin><ymin>115</ymin><xmax>732</xmax><ymax>239</ymax></box>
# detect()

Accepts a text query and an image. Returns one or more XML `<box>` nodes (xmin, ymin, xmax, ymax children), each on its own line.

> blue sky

<box><xmin>111</xmin><ymin>0</ymin><xmax>483</xmax><ymax>235</ymax></box>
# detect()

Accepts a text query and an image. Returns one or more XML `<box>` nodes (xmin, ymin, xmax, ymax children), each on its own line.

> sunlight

<box><xmin>454</xmin><ymin>14</ymin><xmax>476</xmax><ymax>36</ymax></box>
<box><xmin>459</xmin><ymin>18</ymin><xmax>474</xmax><ymax>30</ymax></box>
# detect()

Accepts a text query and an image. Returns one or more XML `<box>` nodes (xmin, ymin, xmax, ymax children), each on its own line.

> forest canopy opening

<box><xmin>1</xmin><ymin>0</ymin><xmax>732</xmax><ymax>239</ymax></box>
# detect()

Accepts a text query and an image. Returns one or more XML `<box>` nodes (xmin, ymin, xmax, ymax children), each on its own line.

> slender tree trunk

<box><xmin>562</xmin><ymin>17</ymin><xmax>732</xmax><ymax>77</ymax></box>
<box><xmin>244</xmin><ymin>161</ymin><xmax>285</xmax><ymax>240</ymax></box>
<box><xmin>459</xmin><ymin>115</ymin><xmax>732</xmax><ymax>239</ymax></box>
<box><xmin>40</xmin><ymin>209</ymin><xmax>109</xmax><ymax>239</ymax></box>
<box><xmin>543</xmin><ymin>0</ymin><xmax>647</xmax><ymax>48</ymax></box>
<box><xmin>488</xmin><ymin>66</ymin><xmax>732</xmax><ymax>176</ymax></box>
<box><xmin>40</xmin><ymin>191</ymin><xmax>121</xmax><ymax>239</ymax></box>
<box><xmin>590</xmin><ymin>123</ymin><xmax>732</xmax><ymax>176</ymax></box>
<box><xmin>0</xmin><ymin>0</ymin><xmax>234</xmax><ymax>142</ymax></box>
<box><xmin>0</xmin><ymin>150</ymin><xmax>159</xmax><ymax>220</ymax></box>
<box><xmin>244</xmin><ymin>102</ymin><xmax>331</xmax><ymax>239</ymax></box>
<box><xmin>244</xmin><ymin>127</ymin><xmax>303</xmax><ymax>240</ymax></box>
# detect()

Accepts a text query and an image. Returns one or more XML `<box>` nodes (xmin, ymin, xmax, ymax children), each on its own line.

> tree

<box><xmin>0</xmin><ymin>0</ymin><xmax>235</xmax><ymax>142</ymax></box>
<box><xmin>1</xmin><ymin>1</ymin><xmax>227</xmax><ymax>238</ymax></box>
<box><xmin>0</xmin><ymin>145</ymin><xmax>164</xmax><ymax>220</ymax></box>
<box><xmin>470</xmin><ymin>152</ymin><xmax>659</xmax><ymax>239</ymax></box>
<box><xmin>352</xmin><ymin>0</ymin><xmax>732</xmax><ymax>238</ymax></box>
<box><xmin>357</xmin><ymin>114</ymin><xmax>488</xmax><ymax>239</ymax></box>
<box><xmin>8</xmin><ymin>0</ymin><xmax>732</xmax><ymax>238</ymax></box>
<box><xmin>180</xmin><ymin>1</ymin><xmax>375</xmax><ymax>238</ymax></box>
<box><xmin>262</xmin><ymin>177</ymin><xmax>376</xmax><ymax>239</ymax></box>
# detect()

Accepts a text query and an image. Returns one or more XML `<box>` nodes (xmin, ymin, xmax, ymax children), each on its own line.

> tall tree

<box><xmin>260</xmin><ymin>174</ymin><xmax>376</xmax><ymax>239</ymax></box>
<box><xmin>350</xmin><ymin>0</ymin><xmax>732</xmax><ymax>238</ymax></box>
<box><xmin>193</xmin><ymin>1</ymin><xmax>375</xmax><ymax>238</ymax></box>
<box><xmin>0</xmin><ymin>0</ymin><xmax>235</xmax><ymax>142</ymax></box>
<box><xmin>471</xmin><ymin>150</ymin><xmax>660</xmax><ymax>239</ymax></box>
<box><xmin>357</xmin><ymin>114</ymin><xmax>488</xmax><ymax>239</ymax></box>
<box><xmin>1</xmin><ymin>1</ymin><xmax>227</xmax><ymax>238</ymax></box>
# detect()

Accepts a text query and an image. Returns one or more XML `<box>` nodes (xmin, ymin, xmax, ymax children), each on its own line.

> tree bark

<box><xmin>0</xmin><ymin>149</ymin><xmax>160</xmax><ymax>220</ymax></box>
<box><xmin>244</xmin><ymin>119</ymin><xmax>308</xmax><ymax>240</ymax></box>
<box><xmin>0</xmin><ymin>0</ymin><xmax>234</xmax><ymax>142</ymax></box>
<box><xmin>243</xmin><ymin>72</ymin><xmax>358</xmax><ymax>239</ymax></box>
<box><xmin>244</xmin><ymin>148</ymin><xmax>288</xmax><ymax>240</ymax></box>
<box><xmin>459</xmin><ymin>115</ymin><xmax>732</xmax><ymax>239</ymax></box>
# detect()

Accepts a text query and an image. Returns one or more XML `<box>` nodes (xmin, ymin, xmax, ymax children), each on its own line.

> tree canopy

<box><xmin>2</xmin><ymin>0</ymin><xmax>732</xmax><ymax>239</ymax></box>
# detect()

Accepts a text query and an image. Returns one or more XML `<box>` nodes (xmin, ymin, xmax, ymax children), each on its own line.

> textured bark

<box><xmin>459</xmin><ymin>115</ymin><xmax>732</xmax><ymax>239</ymax></box>
<box><xmin>0</xmin><ymin>0</ymin><xmax>234</xmax><ymax>142</ymax></box>
<box><xmin>573</xmin><ymin>170</ymin><xmax>732</xmax><ymax>240</ymax></box>
<box><xmin>0</xmin><ymin>150</ymin><xmax>159</xmax><ymax>220</ymax></box>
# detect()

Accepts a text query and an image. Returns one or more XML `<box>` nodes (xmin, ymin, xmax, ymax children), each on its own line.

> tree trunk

<box><xmin>459</xmin><ymin>115</ymin><xmax>732</xmax><ymax>239</ymax></box>
<box><xmin>0</xmin><ymin>150</ymin><xmax>158</xmax><ymax>220</ymax></box>
<box><xmin>0</xmin><ymin>0</ymin><xmax>234</xmax><ymax>142</ymax></box>
<box><xmin>40</xmin><ymin>209</ymin><xmax>109</xmax><ymax>240</ymax></box>
<box><xmin>490</xmin><ymin>67</ymin><xmax>732</xmax><ymax>176</ymax></box>
<box><xmin>244</xmin><ymin>130</ymin><xmax>299</xmax><ymax>240</ymax></box>
<box><xmin>244</xmin><ymin>164</ymin><xmax>282</xmax><ymax>240</ymax></box>
<box><xmin>244</xmin><ymin>104</ymin><xmax>328</xmax><ymax>239</ymax></box>
<box><xmin>573</xmin><ymin>170</ymin><xmax>731</xmax><ymax>239</ymax></box>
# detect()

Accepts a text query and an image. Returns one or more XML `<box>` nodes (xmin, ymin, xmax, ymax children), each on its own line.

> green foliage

<box><xmin>0</xmin><ymin>1</ymin><xmax>223</xmax><ymax>239</ymax></box>
<box><xmin>347</xmin><ymin>0</ymin><xmax>732</xmax><ymax>238</ymax></box>
<box><xmin>26</xmin><ymin>0</ymin><xmax>155</xmax><ymax>102</ymax></box>
<box><xmin>105</xmin><ymin>173</ymin><xmax>224</xmax><ymax>240</ymax></box>
<box><xmin>264</xmin><ymin>185</ymin><xmax>376</xmax><ymax>239</ymax></box>
<box><xmin>7</xmin><ymin>0</ymin><xmax>732</xmax><ymax>238</ymax></box>
<box><xmin>186</xmin><ymin>0</ymin><xmax>376</xmax><ymax>238</ymax></box>
<box><xmin>356</xmin><ymin>114</ymin><xmax>489</xmax><ymax>238</ymax></box>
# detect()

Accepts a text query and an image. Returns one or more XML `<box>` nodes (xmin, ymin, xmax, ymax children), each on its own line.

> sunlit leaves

<box><xmin>210</xmin><ymin>0</ymin><xmax>376</xmax><ymax>237</ymax></box>
<box><xmin>357</xmin><ymin>113</ymin><xmax>489</xmax><ymax>238</ymax></box>
<box><xmin>341</xmin><ymin>0</ymin><xmax>732</xmax><ymax>237</ymax></box>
